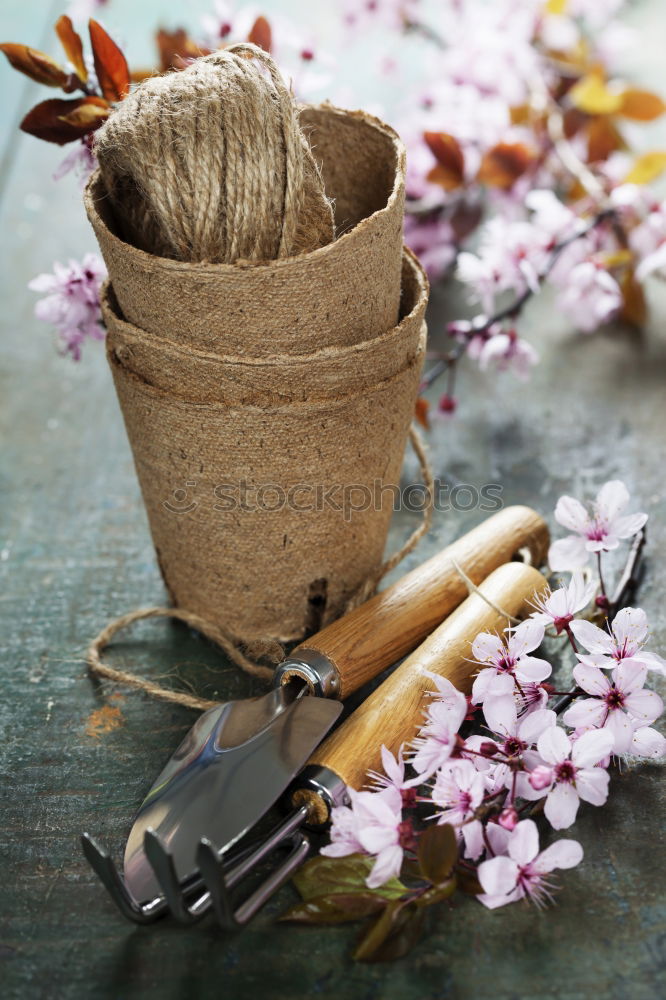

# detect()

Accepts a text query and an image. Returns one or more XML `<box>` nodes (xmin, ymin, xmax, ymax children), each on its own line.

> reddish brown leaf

<box><xmin>414</xmin><ymin>397</ymin><xmax>431</xmax><ymax>431</ymax></box>
<box><xmin>477</xmin><ymin>142</ymin><xmax>533</xmax><ymax>189</ymax></box>
<box><xmin>619</xmin><ymin>268</ymin><xmax>647</xmax><ymax>327</ymax></box>
<box><xmin>0</xmin><ymin>43</ymin><xmax>68</xmax><ymax>88</ymax></box>
<box><xmin>423</xmin><ymin>132</ymin><xmax>465</xmax><ymax>190</ymax></box>
<box><xmin>89</xmin><ymin>18</ymin><xmax>130</xmax><ymax>102</ymax></box>
<box><xmin>247</xmin><ymin>16</ymin><xmax>272</xmax><ymax>53</ymax></box>
<box><xmin>55</xmin><ymin>15</ymin><xmax>87</xmax><ymax>82</ymax></box>
<box><xmin>155</xmin><ymin>28</ymin><xmax>208</xmax><ymax>73</ymax></box>
<box><xmin>586</xmin><ymin>116</ymin><xmax>624</xmax><ymax>163</ymax></box>
<box><xmin>20</xmin><ymin>95</ymin><xmax>109</xmax><ymax>144</ymax></box>
<box><xmin>619</xmin><ymin>88</ymin><xmax>666</xmax><ymax>122</ymax></box>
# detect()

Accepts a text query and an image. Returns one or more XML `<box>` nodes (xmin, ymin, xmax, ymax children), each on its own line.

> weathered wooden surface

<box><xmin>1</xmin><ymin>2</ymin><xmax>665</xmax><ymax>998</ymax></box>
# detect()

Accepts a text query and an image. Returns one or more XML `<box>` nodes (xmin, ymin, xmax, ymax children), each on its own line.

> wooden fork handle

<box><xmin>279</xmin><ymin>505</ymin><xmax>548</xmax><ymax>699</ymax></box>
<box><xmin>291</xmin><ymin>562</ymin><xmax>548</xmax><ymax>823</ymax></box>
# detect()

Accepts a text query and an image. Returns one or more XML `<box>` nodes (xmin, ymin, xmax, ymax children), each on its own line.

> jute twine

<box><xmin>86</xmin><ymin>427</ymin><xmax>433</xmax><ymax>712</ymax></box>
<box><xmin>94</xmin><ymin>43</ymin><xmax>334</xmax><ymax>263</ymax></box>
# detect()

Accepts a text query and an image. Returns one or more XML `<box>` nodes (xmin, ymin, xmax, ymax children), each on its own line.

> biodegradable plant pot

<box><xmin>105</xmin><ymin>251</ymin><xmax>428</xmax><ymax>641</ymax></box>
<box><xmin>103</xmin><ymin>250</ymin><xmax>427</xmax><ymax>406</ymax></box>
<box><xmin>85</xmin><ymin>104</ymin><xmax>406</xmax><ymax>356</ymax></box>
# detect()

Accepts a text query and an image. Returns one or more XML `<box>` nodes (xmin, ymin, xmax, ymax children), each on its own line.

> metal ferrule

<box><xmin>293</xmin><ymin>765</ymin><xmax>350</xmax><ymax>828</ymax></box>
<box><xmin>273</xmin><ymin>647</ymin><xmax>340</xmax><ymax>698</ymax></box>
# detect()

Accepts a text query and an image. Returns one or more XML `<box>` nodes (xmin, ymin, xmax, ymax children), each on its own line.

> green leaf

<box><xmin>293</xmin><ymin>854</ymin><xmax>406</xmax><ymax>902</ymax></box>
<box><xmin>353</xmin><ymin>900</ymin><xmax>425</xmax><ymax>963</ymax></box>
<box><xmin>280</xmin><ymin>892</ymin><xmax>387</xmax><ymax>925</ymax></box>
<box><xmin>417</xmin><ymin>824</ymin><xmax>459</xmax><ymax>885</ymax></box>
<box><xmin>414</xmin><ymin>878</ymin><xmax>457</xmax><ymax>908</ymax></box>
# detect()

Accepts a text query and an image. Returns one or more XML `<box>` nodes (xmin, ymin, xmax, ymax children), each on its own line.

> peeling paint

<box><xmin>84</xmin><ymin>705</ymin><xmax>125</xmax><ymax>739</ymax></box>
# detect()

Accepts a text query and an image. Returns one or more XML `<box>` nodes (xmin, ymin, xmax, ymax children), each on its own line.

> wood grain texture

<box><xmin>307</xmin><ymin>562</ymin><xmax>547</xmax><ymax>792</ymax></box>
<box><xmin>292</xmin><ymin>505</ymin><xmax>548</xmax><ymax>697</ymax></box>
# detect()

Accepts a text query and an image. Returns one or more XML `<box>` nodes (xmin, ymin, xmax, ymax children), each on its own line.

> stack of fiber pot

<box><xmin>85</xmin><ymin>45</ymin><xmax>429</xmax><ymax>642</ymax></box>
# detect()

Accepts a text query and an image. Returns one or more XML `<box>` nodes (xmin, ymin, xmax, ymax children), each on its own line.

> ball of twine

<box><xmin>93</xmin><ymin>43</ymin><xmax>335</xmax><ymax>264</ymax></box>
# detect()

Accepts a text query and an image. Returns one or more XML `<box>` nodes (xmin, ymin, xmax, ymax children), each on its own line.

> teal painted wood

<box><xmin>0</xmin><ymin>2</ymin><xmax>665</xmax><ymax>998</ymax></box>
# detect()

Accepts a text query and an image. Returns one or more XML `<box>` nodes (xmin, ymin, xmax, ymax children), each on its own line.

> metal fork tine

<box><xmin>196</xmin><ymin>805</ymin><xmax>312</xmax><ymax>929</ymax></box>
<box><xmin>143</xmin><ymin>829</ymin><xmax>205</xmax><ymax>924</ymax></box>
<box><xmin>80</xmin><ymin>833</ymin><xmax>168</xmax><ymax>924</ymax></box>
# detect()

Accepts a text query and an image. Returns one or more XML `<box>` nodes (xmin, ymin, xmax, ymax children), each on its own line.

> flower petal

<box><xmin>519</xmin><ymin>707</ymin><xmax>556</xmax><ymax>744</ymax></box>
<box><xmin>573</xmin><ymin>662</ymin><xmax>611</xmax><ymax>696</ymax></box>
<box><xmin>483</xmin><ymin>695</ymin><xmax>517</xmax><ymax>738</ymax></box>
<box><xmin>612</xmin><ymin>660</ymin><xmax>647</xmax><ymax>695</ymax></box>
<box><xmin>478</xmin><ymin>855</ymin><xmax>519</xmax><ymax>896</ymax></box>
<box><xmin>508</xmin><ymin>618</ymin><xmax>545</xmax><ymax>657</ymax></box>
<box><xmin>472</xmin><ymin>632</ymin><xmax>505</xmax><ymax>663</ymax></box>
<box><xmin>508</xmin><ymin>819</ymin><xmax>540</xmax><ymax>864</ymax></box>
<box><xmin>515</xmin><ymin>656</ymin><xmax>552</xmax><ymax>684</ymax></box>
<box><xmin>611</xmin><ymin>607</ymin><xmax>648</xmax><ymax>652</ymax></box>
<box><xmin>571</xmin><ymin>727</ymin><xmax>615</xmax><ymax>767</ymax></box>
<box><xmin>604</xmin><ymin>708</ymin><xmax>634</xmax><ymax>753</ymax></box>
<box><xmin>562</xmin><ymin>697</ymin><xmax>607</xmax><ymax>729</ymax></box>
<box><xmin>544</xmin><ymin>782</ymin><xmax>580</xmax><ymax>830</ymax></box>
<box><xmin>570</xmin><ymin>618</ymin><xmax>614</xmax><ymax>655</ymax></box>
<box><xmin>532</xmin><ymin>838</ymin><xmax>583</xmax><ymax>873</ymax></box>
<box><xmin>595</xmin><ymin>480</ymin><xmax>629</xmax><ymax>521</ymax></box>
<box><xmin>478</xmin><ymin>887</ymin><xmax>522</xmax><ymax>909</ymax></box>
<box><xmin>613</xmin><ymin>512</ymin><xmax>648</xmax><ymax>540</ymax></box>
<box><xmin>366</xmin><ymin>845</ymin><xmax>403</xmax><ymax>888</ymax></box>
<box><xmin>575</xmin><ymin>767</ymin><xmax>610</xmax><ymax>807</ymax></box>
<box><xmin>548</xmin><ymin>535</ymin><xmax>589</xmax><ymax>572</ymax></box>
<box><xmin>624</xmin><ymin>688</ymin><xmax>664</xmax><ymax>725</ymax></box>
<box><xmin>629</xmin><ymin>726</ymin><xmax>666</xmax><ymax>759</ymax></box>
<box><xmin>537</xmin><ymin>725</ymin><xmax>571</xmax><ymax>765</ymax></box>
<box><xmin>554</xmin><ymin>495</ymin><xmax>589</xmax><ymax>533</ymax></box>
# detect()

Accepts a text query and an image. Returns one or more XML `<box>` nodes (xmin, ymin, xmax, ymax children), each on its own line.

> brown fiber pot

<box><xmin>106</xmin><ymin>253</ymin><xmax>428</xmax><ymax>641</ymax></box>
<box><xmin>86</xmin><ymin>104</ymin><xmax>406</xmax><ymax>357</ymax></box>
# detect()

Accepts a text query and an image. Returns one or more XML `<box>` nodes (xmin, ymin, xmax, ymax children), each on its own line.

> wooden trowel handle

<box><xmin>284</xmin><ymin>505</ymin><xmax>548</xmax><ymax>699</ymax></box>
<box><xmin>292</xmin><ymin>562</ymin><xmax>548</xmax><ymax>823</ymax></box>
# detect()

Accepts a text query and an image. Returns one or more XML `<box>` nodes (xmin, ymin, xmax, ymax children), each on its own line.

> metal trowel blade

<box><xmin>123</xmin><ymin>685</ymin><xmax>341</xmax><ymax>904</ymax></box>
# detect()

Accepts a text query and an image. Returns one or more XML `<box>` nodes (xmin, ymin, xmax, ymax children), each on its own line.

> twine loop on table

<box><xmin>86</xmin><ymin>426</ymin><xmax>434</xmax><ymax>711</ymax></box>
<box><xmin>94</xmin><ymin>43</ymin><xmax>334</xmax><ymax>263</ymax></box>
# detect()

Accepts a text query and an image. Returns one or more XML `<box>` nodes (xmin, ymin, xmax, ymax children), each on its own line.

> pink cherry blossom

<box><xmin>28</xmin><ymin>254</ymin><xmax>106</xmax><ymax>360</ymax></box>
<box><xmin>482</xmin><ymin>698</ymin><xmax>556</xmax><ymax>794</ymax></box>
<box><xmin>562</xmin><ymin>661</ymin><xmax>663</xmax><ymax>753</ymax></box>
<box><xmin>403</xmin><ymin>214</ymin><xmax>456</xmax><ymax>282</ymax></box>
<box><xmin>476</xmin><ymin>328</ymin><xmax>539</xmax><ymax>380</ymax></box>
<box><xmin>525</xmin><ymin>727</ymin><xmax>614</xmax><ymax>829</ymax></box>
<box><xmin>367</xmin><ymin>745</ymin><xmax>420</xmax><ymax>796</ymax></box>
<box><xmin>431</xmin><ymin>759</ymin><xmax>485</xmax><ymax>859</ymax></box>
<box><xmin>548</xmin><ymin>480</ymin><xmax>647</xmax><ymax>572</ymax></box>
<box><xmin>471</xmin><ymin>618</ymin><xmax>550</xmax><ymax>705</ymax></box>
<box><xmin>456</xmin><ymin>217</ymin><xmax>549</xmax><ymax>312</ymax></box>
<box><xmin>410</xmin><ymin>683</ymin><xmax>468</xmax><ymax>778</ymax></box>
<box><xmin>321</xmin><ymin>785</ymin><xmax>409</xmax><ymax>888</ymax></box>
<box><xmin>529</xmin><ymin>572</ymin><xmax>596</xmax><ymax>634</ymax></box>
<box><xmin>478</xmin><ymin>819</ymin><xmax>583</xmax><ymax>909</ymax></box>
<box><xmin>571</xmin><ymin>607</ymin><xmax>666</xmax><ymax>676</ymax></box>
<box><xmin>53</xmin><ymin>137</ymin><xmax>97</xmax><ymax>186</ymax></box>
<box><xmin>555</xmin><ymin>260</ymin><xmax>622</xmax><ymax>333</ymax></box>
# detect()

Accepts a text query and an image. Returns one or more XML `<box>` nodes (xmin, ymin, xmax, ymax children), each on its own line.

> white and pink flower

<box><xmin>478</xmin><ymin>819</ymin><xmax>583</xmax><ymax>909</ymax></box>
<box><xmin>524</xmin><ymin>727</ymin><xmax>614</xmax><ymax>829</ymax></box>
<box><xmin>548</xmin><ymin>481</ymin><xmax>647</xmax><ymax>572</ymax></box>
<box><xmin>471</xmin><ymin>618</ymin><xmax>550</xmax><ymax>705</ymax></box>
<box><xmin>571</xmin><ymin>607</ymin><xmax>666</xmax><ymax>676</ymax></box>
<box><xmin>563</xmin><ymin>661</ymin><xmax>663</xmax><ymax>753</ymax></box>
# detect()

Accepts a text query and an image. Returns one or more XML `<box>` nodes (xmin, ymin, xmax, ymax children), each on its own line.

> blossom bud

<box><xmin>595</xmin><ymin>595</ymin><xmax>610</xmax><ymax>612</ymax></box>
<box><xmin>529</xmin><ymin>765</ymin><xmax>553</xmax><ymax>791</ymax></box>
<box><xmin>498</xmin><ymin>806</ymin><xmax>519</xmax><ymax>831</ymax></box>
<box><xmin>479</xmin><ymin>740</ymin><xmax>498</xmax><ymax>758</ymax></box>
<box><xmin>438</xmin><ymin>393</ymin><xmax>457</xmax><ymax>414</ymax></box>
